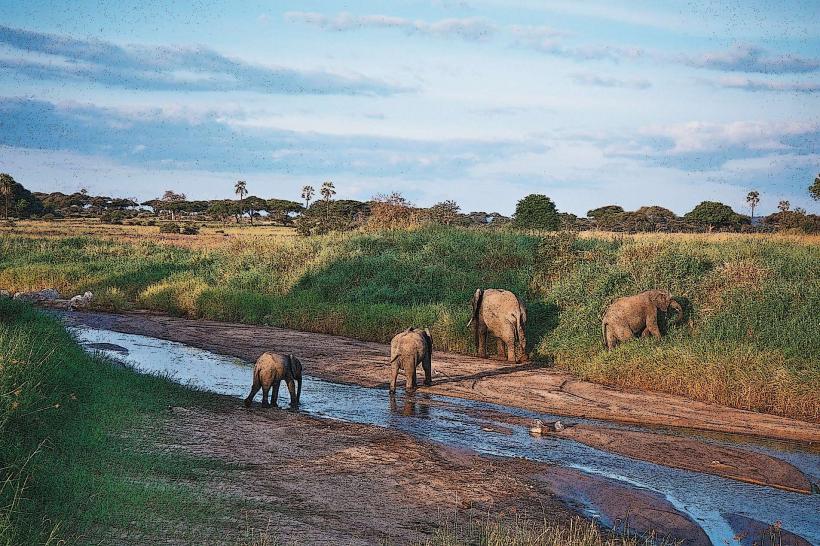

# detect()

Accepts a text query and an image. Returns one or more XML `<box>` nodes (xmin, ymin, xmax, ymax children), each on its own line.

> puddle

<box><xmin>73</xmin><ymin>326</ymin><xmax>820</xmax><ymax>545</ymax></box>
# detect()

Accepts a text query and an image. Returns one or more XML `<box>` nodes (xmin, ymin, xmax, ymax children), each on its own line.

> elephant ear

<box><xmin>650</xmin><ymin>290</ymin><xmax>671</xmax><ymax>311</ymax></box>
<box><xmin>467</xmin><ymin>289</ymin><xmax>483</xmax><ymax>327</ymax></box>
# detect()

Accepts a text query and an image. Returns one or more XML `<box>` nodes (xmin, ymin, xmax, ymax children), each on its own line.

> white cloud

<box><xmin>572</xmin><ymin>72</ymin><xmax>651</xmax><ymax>89</ymax></box>
<box><xmin>638</xmin><ymin>120</ymin><xmax>819</xmax><ymax>154</ymax></box>
<box><xmin>284</xmin><ymin>12</ymin><xmax>497</xmax><ymax>41</ymax></box>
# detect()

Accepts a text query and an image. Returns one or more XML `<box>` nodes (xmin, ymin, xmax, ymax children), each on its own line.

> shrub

<box><xmin>159</xmin><ymin>222</ymin><xmax>180</xmax><ymax>234</ymax></box>
<box><xmin>180</xmin><ymin>225</ymin><xmax>199</xmax><ymax>235</ymax></box>
<box><xmin>513</xmin><ymin>194</ymin><xmax>560</xmax><ymax>230</ymax></box>
<box><xmin>100</xmin><ymin>211</ymin><xmax>126</xmax><ymax>225</ymax></box>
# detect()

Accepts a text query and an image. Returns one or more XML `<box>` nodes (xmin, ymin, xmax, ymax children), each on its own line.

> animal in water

<box><xmin>389</xmin><ymin>327</ymin><xmax>433</xmax><ymax>393</ymax></box>
<box><xmin>468</xmin><ymin>289</ymin><xmax>527</xmax><ymax>363</ymax></box>
<box><xmin>602</xmin><ymin>289</ymin><xmax>683</xmax><ymax>350</ymax></box>
<box><xmin>244</xmin><ymin>352</ymin><xmax>303</xmax><ymax>408</ymax></box>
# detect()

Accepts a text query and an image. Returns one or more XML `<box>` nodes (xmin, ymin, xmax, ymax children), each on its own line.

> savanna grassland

<box><xmin>1</xmin><ymin>220</ymin><xmax>818</xmax><ymax>420</ymax></box>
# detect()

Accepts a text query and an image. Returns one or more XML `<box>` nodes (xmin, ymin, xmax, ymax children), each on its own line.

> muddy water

<box><xmin>71</xmin><ymin>326</ymin><xmax>819</xmax><ymax>545</ymax></box>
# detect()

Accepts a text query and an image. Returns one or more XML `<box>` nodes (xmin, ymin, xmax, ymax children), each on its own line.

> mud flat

<box><xmin>60</xmin><ymin>310</ymin><xmax>820</xmax><ymax>444</ymax></box>
<box><xmin>68</xmin><ymin>319</ymin><xmax>820</xmax><ymax>545</ymax></box>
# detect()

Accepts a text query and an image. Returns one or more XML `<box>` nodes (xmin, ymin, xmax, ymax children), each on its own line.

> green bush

<box><xmin>159</xmin><ymin>222</ymin><xmax>180</xmax><ymax>234</ymax></box>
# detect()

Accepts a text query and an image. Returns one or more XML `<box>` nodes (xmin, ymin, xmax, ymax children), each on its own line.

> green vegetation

<box><xmin>0</xmin><ymin>300</ymin><xmax>259</xmax><ymax>544</ymax></box>
<box><xmin>513</xmin><ymin>194</ymin><xmax>560</xmax><ymax>230</ymax></box>
<box><xmin>1</xmin><ymin>226</ymin><xmax>818</xmax><ymax>419</ymax></box>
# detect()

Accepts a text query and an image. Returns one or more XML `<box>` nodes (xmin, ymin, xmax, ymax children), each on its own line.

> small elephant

<box><xmin>602</xmin><ymin>289</ymin><xmax>683</xmax><ymax>350</ymax></box>
<box><xmin>468</xmin><ymin>288</ymin><xmax>527</xmax><ymax>363</ymax></box>
<box><xmin>244</xmin><ymin>352</ymin><xmax>303</xmax><ymax>408</ymax></box>
<box><xmin>389</xmin><ymin>327</ymin><xmax>433</xmax><ymax>393</ymax></box>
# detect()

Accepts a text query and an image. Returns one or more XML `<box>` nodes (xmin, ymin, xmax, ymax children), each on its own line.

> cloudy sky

<box><xmin>1</xmin><ymin>0</ymin><xmax>818</xmax><ymax>215</ymax></box>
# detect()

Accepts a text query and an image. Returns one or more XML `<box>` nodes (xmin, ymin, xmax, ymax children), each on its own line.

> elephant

<box><xmin>389</xmin><ymin>327</ymin><xmax>433</xmax><ymax>393</ymax></box>
<box><xmin>468</xmin><ymin>289</ymin><xmax>527</xmax><ymax>363</ymax></box>
<box><xmin>602</xmin><ymin>289</ymin><xmax>683</xmax><ymax>350</ymax></box>
<box><xmin>244</xmin><ymin>352</ymin><xmax>303</xmax><ymax>408</ymax></box>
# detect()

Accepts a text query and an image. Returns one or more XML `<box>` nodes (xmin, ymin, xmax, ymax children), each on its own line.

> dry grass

<box><xmin>0</xmin><ymin>219</ymin><xmax>298</xmax><ymax>250</ymax></box>
<box><xmin>579</xmin><ymin>229</ymin><xmax>820</xmax><ymax>245</ymax></box>
<box><xmin>425</xmin><ymin>515</ymin><xmax>680</xmax><ymax>546</ymax></box>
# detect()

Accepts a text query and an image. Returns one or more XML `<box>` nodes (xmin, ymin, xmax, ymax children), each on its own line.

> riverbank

<box><xmin>59</xmin><ymin>309</ymin><xmax>820</xmax><ymax>445</ymax></box>
<box><xmin>1</xmin><ymin>300</ymin><xmax>702</xmax><ymax>545</ymax></box>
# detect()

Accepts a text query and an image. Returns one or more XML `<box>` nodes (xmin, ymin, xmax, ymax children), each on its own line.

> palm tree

<box><xmin>234</xmin><ymin>180</ymin><xmax>247</xmax><ymax>223</ymax></box>
<box><xmin>777</xmin><ymin>200</ymin><xmax>790</xmax><ymax>213</ymax></box>
<box><xmin>746</xmin><ymin>191</ymin><xmax>760</xmax><ymax>220</ymax></box>
<box><xmin>0</xmin><ymin>173</ymin><xmax>15</xmax><ymax>220</ymax></box>
<box><xmin>320</xmin><ymin>181</ymin><xmax>336</xmax><ymax>221</ymax></box>
<box><xmin>301</xmin><ymin>185</ymin><xmax>315</xmax><ymax>209</ymax></box>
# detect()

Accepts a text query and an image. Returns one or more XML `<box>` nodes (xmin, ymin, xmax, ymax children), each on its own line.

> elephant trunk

<box><xmin>669</xmin><ymin>300</ymin><xmax>683</xmax><ymax>323</ymax></box>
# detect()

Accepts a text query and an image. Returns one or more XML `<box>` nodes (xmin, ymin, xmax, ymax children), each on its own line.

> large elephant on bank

<box><xmin>602</xmin><ymin>289</ymin><xmax>683</xmax><ymax>350</ymax></box>
<box><xmin>468</xmin><ymin>289</ymin><xmax>527</xmax><ymax>363</ymax></box>
<box><xmin>244</xmin><ymin>352</ymin><xmax>303</xmax><ymax>408</ymax></box>
<box><xmin>389</xmin><ymin>327</ymin><xmax>433</xmax><ymax>393</ymax></box>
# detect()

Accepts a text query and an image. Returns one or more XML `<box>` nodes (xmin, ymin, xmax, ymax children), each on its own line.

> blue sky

<box><xmin>0</xmin><ymin>0</ymin><xmax>818</xmax><ymax>215</ymax></box>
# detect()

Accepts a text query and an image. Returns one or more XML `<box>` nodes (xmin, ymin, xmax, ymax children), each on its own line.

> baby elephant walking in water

<box><xmin>244</xmin><ymin>352</ymin><xmax>303</xmax><ymax>408</ymax></box>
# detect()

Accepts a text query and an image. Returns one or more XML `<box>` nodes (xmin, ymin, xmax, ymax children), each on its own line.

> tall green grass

<box><xmin>1</xmin><ymin>226</ymin><xmax>817</xmax><ymax>419</ymax></box>
<box><xmin>0</xmin><ymin>300</ymin><xmax>257</xmax><ymax>544</ymax></box>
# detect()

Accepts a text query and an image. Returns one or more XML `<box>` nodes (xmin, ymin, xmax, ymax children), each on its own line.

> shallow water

<box><xmin>71</xmin><ymin>326</ymin><xmax>820</xmax><ymax>545</ymax></box>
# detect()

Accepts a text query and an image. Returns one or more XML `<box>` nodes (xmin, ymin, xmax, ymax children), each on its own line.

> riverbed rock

<box><xmin>535</xmin><ymin>466</ymin><xmax>711</xmax><ymax>546</ymax></box>
<box><xmin>724</xmin><ymin>513</ymin><xmax>812</xmax><ymax>546</ymax></box>
<box><xmin>13</xmin><ymin>288</ymin><xmax>61</xmax><ymax>302</ymax></box>
<box><xmin>560</xmin><ymin>424</ymin><xmax>813</xmax><ymax>494</ymax></box>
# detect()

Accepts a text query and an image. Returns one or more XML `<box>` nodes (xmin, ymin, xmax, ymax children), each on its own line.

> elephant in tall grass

<box><xmin>389</xmin><ymin>327</ymin><xmax>433</xmax><ymax>393</ymax></box>
<box><xmin>468</xmin><ymin>289</ymin><xmax>527</xmax><ymax>363</ymax></box>
<box><xmin>602</xmin><ymin>289</ymin><xmax>683</xmax><ymax>350</ymax></box>
<box><xmin>244</xmin><ymin>352</ymin><xmax>303</xmax><ymax>408</ymax></box>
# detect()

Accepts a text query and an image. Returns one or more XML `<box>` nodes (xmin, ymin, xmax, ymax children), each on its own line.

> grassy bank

<box><xmin>0</xmin><ymin>300</ymin><xmax>261</xmax><ymax>544</ymax></box>
<box><xmin>1</xmin><ymin>226</ymin><xmax>818</xmax><ymax>420</ymax></box>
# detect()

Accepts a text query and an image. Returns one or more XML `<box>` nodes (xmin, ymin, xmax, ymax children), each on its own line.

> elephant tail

<box><xmin>390</xmin><ymin>353</ymin><xmax>401</xmax><ymax>363</ymax></box>
<box><xmin>601</xmin><ymin>321</ymin><xmax>608</xmax><ymax>349</ymax></box>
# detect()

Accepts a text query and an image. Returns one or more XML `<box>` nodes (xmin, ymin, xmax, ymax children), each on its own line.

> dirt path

<box><xmin>62</xmin><ymin>310</ymin><xmax>820</xmax><ymax>445</ymax></box>
<box><xmin>158</xmin><ymin>399</ymin><xmax>711</xmax><ymax>545</ymax></box>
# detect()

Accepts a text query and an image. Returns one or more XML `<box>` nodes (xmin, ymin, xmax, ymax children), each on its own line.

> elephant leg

<box><xmin>261</xmin><ymin>387</ymin><xmax>270</xmax><ymax>408</ymax></box>
<box><xmin>517</xmin><ymin>328</ymin><xmax>527</xmax><ymax>362</ymax></box>
<box><xmin>244</xmin><ymin>378</ymin><xmax>261</xmax><ymax>407</ymax></box>
<box><xmin>422</xmin><ymin>355</ymin><xmax>432</xmax><ymax>386</ymax></box>
<box><xmin>286</xmin><ymin>379</ymin><xmax>298</xmax><ymax>407</ymax></box>
<box><xmin>496</xmin><ymin>338</ymin><xmax>506</xmax><ymax>360</ymax></box>
<box><xmin>271</xmin><ymin>379</ymin><xmax>282</xmax><ymax>407</ymax></box>
<box><xmin>404</xmin><ymin>357</ymin><xmax>415</xmax><ymax>392</ymax></box>
<box><xmin>477</xmin><ymin>326</ymin><xmax>488</xmax><ymax>359</ymax></box>
<box><xmin>503</xmin><ymin>324</ymin><xmax>517</xmax><ymax>362</ymax></box>
<box><xmin>644</xmin><ymin>311</ymin><xmax>661</xmax><ymax>339</ymax></box>
<box><xmin>390</xmin><ymin>358</ymin><xmax>400</xmax><ymax>393</ymax></box>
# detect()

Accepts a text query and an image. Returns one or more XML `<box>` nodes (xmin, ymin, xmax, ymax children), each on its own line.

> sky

<box><xmin>0</xmin><ymin>0</ymin><xmax>818</xmax><ymax>216</ymax></box>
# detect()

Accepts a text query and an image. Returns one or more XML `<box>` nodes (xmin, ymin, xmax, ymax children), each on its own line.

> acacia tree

<box><xmin>0</xmin><ymin>173</ymin><xmax>14</xmax><ymax>219</ymax></box>
<box><xmin>301</xmin><ymin>185</ymin><xmax>315</xmax><ymax>208</ymax></box>
<box><xmin>810</xmin><ymin>174</ymin><xmax>820</xmax><ymax>201</ymax></box>
<box><xmin>513</xmin><ymin>194</ymin><xmax>560</xmax><ymax>230</ymax></box>
<box><xmin>746</xmin><ymin>191</ymin><xmax>760</xmax><ymax>220</ymax></box>
<box><xmin>320</xmin><ymin>181</ymin><xmax>336</xmax><ymax>220</ymax></box>
<box><xmin>234</xmin><ymin>180</ymin><xmax>248</xmax><ymax>223</ymax></box>
<box><xmin>684</xmin><ymin>201</ymin><xmax>747</xmax><ymax>232</ymax></box>
<box><xmin>778</xmin><ymin>200</ymin><xmax>791</xmax><ymax>213</ymax></box>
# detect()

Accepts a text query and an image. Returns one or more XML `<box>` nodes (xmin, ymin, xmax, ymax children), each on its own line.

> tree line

<box><xmin>1</xmin><ymin>173</ymin><xmax>818</xmax><ymax>235</ymax></box>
